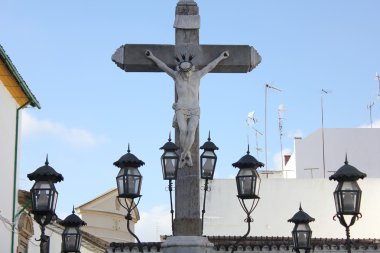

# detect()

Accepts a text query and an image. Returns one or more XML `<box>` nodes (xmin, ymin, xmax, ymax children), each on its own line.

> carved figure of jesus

<box><xmin>145</xmin><ymin>49</ymin><xmax>229</xmax><ymax>168</ymax></box>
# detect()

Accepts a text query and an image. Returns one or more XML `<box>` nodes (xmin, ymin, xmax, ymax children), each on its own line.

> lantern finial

<box><xmin>72</xmin><ymin>205</ymin><xmax>75</xmax><ymax>214</ymax></box>
<box><xmin>299</xmin><ymin>203</ymin><xmax>302</xmax><ymax>211</ymax></box>
<box><xmin>169</xmin><ymin>132</ymin><xmax>172</xmax><ymax>142</ymax></box>
<box><xmin>45</xmin><ymin>154</ymin><xmax>49</xmax><ymax>166</ymax></box>
<box><xmin>247</xmin><ymin>144</ymin><xmax>250</xmax><ymax>155</ymax></box>
<box><xmin>208</xmin><ymin>131</ymin><xmax>211</xmax><ymax>141</ymax></box>
<box><xmin>345</xmin><ymin>153</ymin><xmax>348</xmax><ymax>165</ymax></box>
<box><xmin>127</xmin><ymin>143</ymin><xmax>131</xmax><ymax>153</ymax></box>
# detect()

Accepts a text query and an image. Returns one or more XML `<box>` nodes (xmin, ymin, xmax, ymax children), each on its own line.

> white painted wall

<box><xmin>0</xmin><ymin>81</ymin><xmax>20</xmax><ymax>253</ymax></box>
<box><xmin>77</xmin><ymin>189</ymin><xmax>138</xmax><ymax>243</ymax></box>
<box><xmin>27</xmin><ymin>220</ymin><xmax>98</xmax><ymax>253</ymax></box>
<box><xmin>202</xmin><ymin>178</ymin><xmax>379</xmax><ymax>239</ymax></box>
<box><xmin>293</xmin><ymin>128</ymin><xmax>380</xmax><ymax>179</ymax></box>
<box><xmin>27</xmin><ymin>221</ymin><xmax>62</xmax><ymax>253</ymax></box>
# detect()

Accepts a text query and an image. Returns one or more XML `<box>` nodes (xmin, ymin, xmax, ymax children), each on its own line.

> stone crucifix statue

<box><xmin>145</xmin><ymin>49</ymin><xmax>229</xmax><ymax>168</ymax></box>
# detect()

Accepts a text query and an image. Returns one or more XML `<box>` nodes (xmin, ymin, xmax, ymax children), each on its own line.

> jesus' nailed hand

<box><xmin>145</xmin><ymin>49</ymin><xmax>229</xmax><ymax>168</ymax></box>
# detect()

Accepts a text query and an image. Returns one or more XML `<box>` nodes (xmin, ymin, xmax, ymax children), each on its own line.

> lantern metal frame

<box><xmin>60</xmin><ymin>207</ymin><xmax>87</xmax><ymax>253</ymax></box>
<box><xmin>160</xmin><ymin>133</ymin><xmax>180</xmax><ymax>235</ymax></box>
<box><xmin>199</xmin><ymin>132</ymin><xmax>219</xmax><ymax>235</ymax></box>
<box><xmin>288</xmin><ymin>205</ymin><xmax>315</xmax><ymax>253</ymax></box>
<box><xmin>231</xmin><ymin>146</ymin><xmax>264</xmax><ymax>253</ymax></box>
<box><xmin>329</xmin><ymin>155</ymin><xmax>366</xmax><ymax>253</ymax></box>
<box><xmin>114</xmin><ymin>145</ymin><xmax>145</xmax><ymax>253</ymax></box>
<box><xmin>160</xmin><ymin>133</ymin><xmax>180</xmax><ymax>181</ymax></box>
<box><xmin>27</xmin><ymin>156</ymin><xmax>63</xmax><ymax>253</ymax></box>
<box><xmin>200</xmin><ymin>132</ymin><xmax>218</xmax><ymax>180</ymax></box>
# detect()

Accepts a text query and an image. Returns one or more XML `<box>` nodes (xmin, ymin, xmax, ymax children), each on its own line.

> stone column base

<box><xmin>162</xmin><ymin>236</ymin><xmax>214</xmax><ymax>253</ymax></box>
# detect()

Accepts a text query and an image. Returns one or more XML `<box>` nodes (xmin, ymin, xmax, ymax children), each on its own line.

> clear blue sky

<box><xmin>2</xmin><ymin>0</ymin><xmax>380</xmax><ymax>241</ymax></box>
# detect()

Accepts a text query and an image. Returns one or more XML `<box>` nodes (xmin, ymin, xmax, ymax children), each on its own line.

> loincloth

<box><xmin>172</xmin><ymin>103</ymin><xmax>200</xmax><ymax>128</ymax></box>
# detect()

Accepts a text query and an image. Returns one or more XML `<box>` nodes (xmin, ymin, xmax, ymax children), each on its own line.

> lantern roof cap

<box><xmin>232</xmin><ymin>145</ymin><xmax>264</xmax><ymax>169</ymax></box>
<box><xmin>114</xmin><ymin>144</ymin><xmax>145</xmax><ymax>168</ymax></box>
<box><xmin>60</xmin><ymin>207</ymin><xmax>87</xmax><ymax>227</ymax></box>
<box><xmin>160</xmin><ymin>133</ymin><xmax>179</xmax><ymax>151</ymax></box>
<box><xmin>27</xmin><ymin>155</ymin><xmax>64</xmax><ymax>183</ymax></box>
<box><xmin>200</xmin><ymin>131</ymin><xmax>219</xmax><ymax>151</ymax></box>
<box><xmin>288</xmin><ymin>205</ymin><xmax>315</xmax><ymax>223</ymax></box>
<box><xmin>329</xmin><ymin>155</ymin><xmax>367</xmax><ymax>181</ymax></box>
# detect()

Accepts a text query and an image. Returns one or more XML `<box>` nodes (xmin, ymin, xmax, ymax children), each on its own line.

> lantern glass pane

<box><xmin>116</xmin><ymin>167</ymin><xmax>142</xmax><ymax>198</ymax></box>
<box><xmin>236</xmin><ymin>168</ymin><xmax>260</xmax><ymax>199</ymax></box>
<box><xmin>62</xmin><ymin>227</ymin><xmax>80</xmax><ymax>251</ymax></box>
<box><xmin>341</xmin><ymin>181</ymin><xmax>360</xmax><ymax>191</ymax></box>
<box><xmin>31</xmin><ymin>181</ymin><xmax>57</xmax><ymax>213</ymax></box>
<box><xmin>52</xmin><ymin>190</ymin><xmax>58</xmax><ymax>212</ymax></box>
<box><xmin>334</xmin><ymin>181</ymin><xmax>361</xmax><ymax>214</ymax></box>
<box><xmin>201</xmin><ymin>151</ymin><xmax>215</xmax><ymax>179</ymax></box>
<box><xmin>293</xmin><ymin>223</ymin><xmax>311</xmax><ymax>249</ymax></box>
<box><xmin>296</xmin><ymin>231</ymin><xmax>308</xmax><ymax>248</ymax></box>
<box><xmin>342</xmin><ymin>191</ymin><xmax>357</xmax><ymax>213</ymax></box>
<box><xmin>163</xmin><ymin>151</ymin><xmax>177</xmax><ymax>179</ymax></box>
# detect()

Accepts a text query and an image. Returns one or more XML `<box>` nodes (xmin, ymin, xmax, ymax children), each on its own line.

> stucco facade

<box><xmin>0</xmin><ymin>80</ymin><xmax>20</xmax><ymax>253</ymax></box>
<box><xmin>76</xmin><ymin>188</ymin><xmax>140</xmax><ymax>243</ymax></box>
<box><xmin>291</xmin><ymin>128</ymin><xmax>380</xmax><ymax>179</ymax></box>
<box><xmin>0</xmin><ymin>44</ymin><xmax>40</xmax><ymax>253</ymax></box>
<box><xmin>107</xmin><ymin>177</ymin><xmax>380</xmax><ymax>252</ymax></box>
<box><xmin>202</xmin><ymin>178</ymin><xmax>378</xmax><ymax>239</ymax></box>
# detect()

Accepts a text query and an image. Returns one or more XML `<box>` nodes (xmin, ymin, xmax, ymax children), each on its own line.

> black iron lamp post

<box><xmin>329</xmin><ymin>155</ymin><xmax>367</xmax><ymax>253</ymax></box>
<box><xmin>288</xmin><ymin>205</ymin><xmax>315</xmax><ymax>253</ymax></box>
<box><xmin>27</xmin><ymin>156</ymin><xmax>64</xmax><ymax>253</ymax></box>
<box><xmin>60</xmin><ymin>207</ymin><xmax>87</xmax><ymax>253</ymax></box>
<box><xmin>231</xmin><ymin>145</ymin><xmax>264</xmax><ymax>253</ymax></box>
<box><xmin>160</xmin><ymin>133</ymin><xmax>179</xmax><ymax>235</ymax></box>
<box><xmin>199</xmin><ymin>132</ymin><xmax>218</xmax><ymax>234</ymax></box>
<box><xmin>114</xmin><ymin>144</ymin><xmax>144</xmax><ymax>253</ymax></box>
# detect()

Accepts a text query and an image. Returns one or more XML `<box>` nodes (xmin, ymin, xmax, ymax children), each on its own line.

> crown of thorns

<box><xmin>176</xmin><ymin>53</ymin><xmax>194</xmax><ymax>72</ymax></box>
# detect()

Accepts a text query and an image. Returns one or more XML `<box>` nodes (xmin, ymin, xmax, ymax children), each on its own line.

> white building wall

<box><xmin>77</xmin><ymin>189</ymin><xmax>138</xmax><ymax>243</ymax></box>
<box><xmin>202</xmin><ymin>178</ymin><xmax>379</xmax><ymax>239</ymax></box>
<box><xmin>27</xmin><ymin>221</ymin><xmax>62</xmax><ymax>253</ymax></box>
<box><xmin>295</xmin><ymin>129</ymin><xmax>380</xmax><ymax>179</ymax></box>
<box><xmin>0</xmin><ymin>81</ymin><xmax>20</xmax><ymax>253</ymax></box>
<box><xmin>27</xmin><ymin>219</ymin><xmax>101</xmax><ymax>253</ymax></box>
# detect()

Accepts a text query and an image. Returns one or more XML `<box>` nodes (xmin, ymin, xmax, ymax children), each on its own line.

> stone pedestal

<box><xmin>162</xmin><ymin>236</ymin><xmax>214</xmax><ymax>253</ymax></box>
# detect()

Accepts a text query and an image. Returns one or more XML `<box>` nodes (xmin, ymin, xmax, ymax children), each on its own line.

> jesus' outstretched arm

<box><xmin>198</xmin><ymin>51</ymin><xmax>229</xmax><ymax>78</ymax></box>
<box><xmin>145</xmin><ymin>50</ymin><xmax>176</xmax><ymax>79</ymax></box>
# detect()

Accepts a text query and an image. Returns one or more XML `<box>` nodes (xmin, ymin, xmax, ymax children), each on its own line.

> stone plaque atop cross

<box><xmin>112</xmin><ymin>0</ymin><xmax>261</xmax><ymax>237</ymax></box>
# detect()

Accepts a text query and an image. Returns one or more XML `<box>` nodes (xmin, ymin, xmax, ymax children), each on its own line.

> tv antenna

<box><xmin>367</xmin><ymin>102</ymin><xmax>375</xmax><ymax>128</ymax></box>
<box><xmin>264</xmin><ymin>84</ymin><xmax>282</xmax><ymax>176</ymax></box>
<box><xmin>321</xmin><ymin>89</ymin><xmax>331</xmax><ymax>178</ymax></box>
<box><xmin>304</xmin><ymin>168</ymin><xmax>319</xmax><ymax>179</ymax></box>
<box><xmin>278</xmin><ymin>105</ymin><xmax>287</xmax><ymax>171</ymax></box>
<box><xmin>376</xmin><ymin>72</ymin><xmax>380</xmax><ymax>96</ymax></box>
<box><xmin>246</xmin><ymin>111</ymin><xmax>263</xmax><ymax>157</ymax></box>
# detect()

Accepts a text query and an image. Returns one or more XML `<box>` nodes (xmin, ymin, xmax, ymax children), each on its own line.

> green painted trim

<box><xmin>0</xmin><ymin>44</ymin><xmax>41</xmax><ymax>109</ymax></box>
<box><xmin>15</xmin><ymin>199</ymin><xmax>31</xmax><ymax>219</ymax></box>
<box><xmin>11</xmin><ymin>101</ymin><xmax>30</xmax><ymax>253</ymax></box>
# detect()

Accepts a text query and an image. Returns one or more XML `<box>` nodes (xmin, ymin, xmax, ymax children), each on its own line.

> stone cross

<box><xmin>112</xmin><ymin>0</ymin><xmax>261</xmax><ymax>236</ymax></box>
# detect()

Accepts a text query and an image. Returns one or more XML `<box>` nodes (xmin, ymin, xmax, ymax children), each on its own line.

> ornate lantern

<box><xmin>113</xmin><ymin>144</ymin><xmax>144</xmax><ymax>252</ymax></box>
<box><xmin>288</xmin><ymin>205</ymin><xmax>315</xmax><ymax>253</ymax></box>
<box><xmin>60</xmin><ymin>208</ymin><xmax>87</xmax><ymax>253</ymax></box>
<box><xmin>114</xmin><ymin>145</ymin><xmax>144</xmax><ymax>199</ymax></box>
<box><xmin>232</xmin><ymin>146</ymin><xmax>264</xmax><ymax>199</ymax></box>
<box><xmin>27</xmin><ymin>156</ymin><xmax>63</xmax><ymax>253</ymax></box>
<box><xmin>231</xmin><ymin>146</ymin><xmax>264</xmax><ymax>253</ymax></box>
<box><xmin>199</xmin><ymin>132</ymin><xmax>219</xmax><ymax>234</ymax></box>
<box><xmin>329</xmin><ymin>155</ymin><xmax>366</xmax><ymax>253</ymax></box>
<box><xmin>330</xmin><ymin>156</ymin><xmax>366</xmax><ymax>217</ymax></box>
<box><xmin>27</xmin><ymin>156</ymin><xmax>63</xmax><ymax>225</ymax></box>
<box><xmin>160</xmin><ymin>133</ymin><xmax>179</xmax><ymax>180</ymax></box>
<box><xmin>200</xmin><ymin>132</ymin><xmax>218</xmax><ymax>180</ymax></box>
